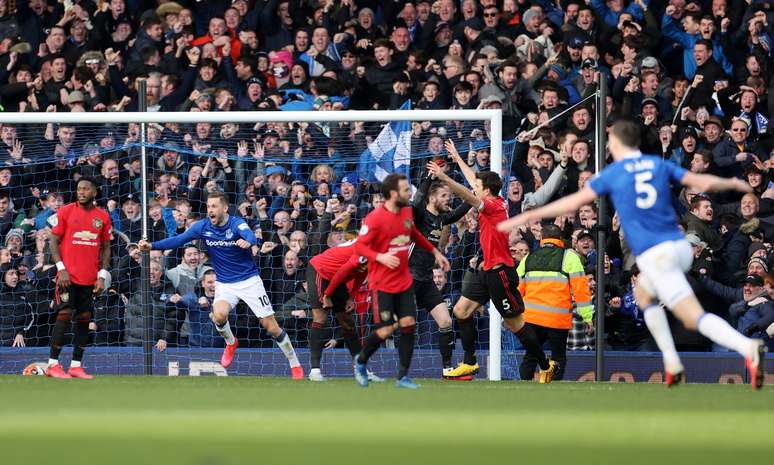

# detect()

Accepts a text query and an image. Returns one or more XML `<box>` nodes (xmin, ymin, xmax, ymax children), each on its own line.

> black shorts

<box><xmin>461</xmin><ymin>266</ymin><xmax>524</xmax><ymax>319</ymax></box>
<box><xmin>55</xmin><ymin>283</ymin><xmax>94</xmax><ymax>314</ymax></box>
<box><xmin>306</xmin><ymin>265</ymin><xmax>349</xmax><ymax>313</ymax></box>
<box><xmin>371</xmin><ymin>288</ymin><xmax>416</xmax><ymax>327</ymax></box>
<box><xmin>413</xmin><ymin>279</ymin><xmax>446</xmax><ymax>311</ymax></box>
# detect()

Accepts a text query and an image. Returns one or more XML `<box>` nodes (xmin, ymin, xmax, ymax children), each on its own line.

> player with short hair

<box><xmin>353</xmin><ymin>173</ymin><xmax>450</xmax><ymax>388</ymax></box>
<box><xmin>411</xmin><ymin>171</ymin><xmax>472</xmax><ymax>376</ymax></box>
<box><xmin>46</xmin><ymin>177</ymin><xmax>112</xmax><ymax>379</ymax></box>
<box><xmin>306</xmin><ymin>240</ymin><xmax>372</xmax><ymax>382</ymax></box>
<box><xmin>428</xmin><ymin>141</ymin><xmax>555</xmax><ymax>382</ymax></box>
<box><xmin>139</xmin><ymin>191</ymin><xmax>304</xmax><ymax>379</ymax></box>
<box><xmin>498</xmin><ymin>119</ymin><xmax>766</xmax><ymax>389</ymax></box>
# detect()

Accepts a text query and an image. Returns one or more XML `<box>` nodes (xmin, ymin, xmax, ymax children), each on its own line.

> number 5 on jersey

<box><xmin>635</xmin><ymin>171</ymin><xmax>657</xmax><ymax>209</ymax></box>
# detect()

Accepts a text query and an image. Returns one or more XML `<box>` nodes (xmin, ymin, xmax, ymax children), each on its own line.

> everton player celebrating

<box><xmin>306</xmin><ymin>240</ymin><xmax>370</xmax><ymax>381</ymax></box>
<box><xmin>411</xmin><ymin>166</ymin><xmax>472</xmax><ymax>377</ymax></box>
<box><xmin>499</xmin><ymin>119</ymin><xmax>766</xmax><ymax>389</ymax></box>
<box><xmin>428</xmin><ymin>140</ymin><xmax>555</xmax><ymax>383</ymax></box>
<box><xmin>139</xmin><ymin>192</ymin><xmax>303</xmax><ymax>379</ymax></box>
<box><xmin>46</xmin><ymin>177</ymin><xmax>112</xmax><ymax>379</ymax></box>
<box><xmin>353</xmin><ymin>174</ymin><xmax>450</xmax><ymax>388</ymax></box>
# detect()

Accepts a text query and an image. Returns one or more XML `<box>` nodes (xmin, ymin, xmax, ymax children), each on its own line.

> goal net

<box><xmin>0</xmin><ymin>109</ymin><xmax>517</xmax><ymax>380</ymax></box>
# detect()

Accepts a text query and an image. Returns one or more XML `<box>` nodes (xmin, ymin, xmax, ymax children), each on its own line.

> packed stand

<box><xmin>0</xmin><ymin>0</ymin><xmax>773</xmax><ymax>354</ymax></box>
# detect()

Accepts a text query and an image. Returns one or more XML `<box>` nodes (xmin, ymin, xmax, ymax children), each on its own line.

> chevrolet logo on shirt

<box><xmin>71</xmin><ymin>230</ymin><xmax>99</xmax><ymax>246</ymax></box>
<box><xmin>73</xmin><ymin>230</ymin><xmax>98</xmax><ymax>241</ymax></box>
<box><xmin>389</xmin><ymin>235</ymin><xmax>411</xmax><ymax>246</ymax></box>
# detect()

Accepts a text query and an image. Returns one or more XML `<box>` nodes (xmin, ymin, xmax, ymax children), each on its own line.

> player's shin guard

<box><xmin>309</xmin><ymin>322</ymin><xmax>324</xmax><ymax>369</ymax></box>
<box><xmin>697</xmin><ymin>312</ymin><xmax>753</xmax><ymax>356</ymax></box>
<box><xmin>49</xmin><ymin>310</ymin><xmax>71</xmax><ymax>364</ymax></box>
<box><xmin>438</xmin><ymin>326</ymin><xmax>454</xmax><ymax>368</ymax></box>
<box><xmin>71</xmin><ymin>313</ymin><xmax>92</xmax><ymax>366</ymax></box>
<box><xmin>458</xmin><ymin>316</ymin><xmax>477</xmax><ymax>365</ymax></box>
<box><xmin>274</xmin><ymin>330</ymin><xmax>301</xmax><ymax>368</ymax></box>
<box><xmin>398</xmin><ymin>325</ymin><xmax>416</xmax><ymax>379</ymax></box>
<box><xmin>516</xmin><ymin>324</ymin><xmax>548</xmax><ymax>370</ymax></box>
<box><xmin>357</xmin><ymin>332</ymin><xmax>385</xmax><ymax>365</ymax></box>
<box><xmin>643</xmin><ymin>305</ymin><xmax>683</xmax><ymax>374</ymax></box>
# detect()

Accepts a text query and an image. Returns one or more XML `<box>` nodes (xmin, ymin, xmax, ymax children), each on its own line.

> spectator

<box><xmin>124</xmin><ymin>259</ymin><xmax>177</xmax><ymax>346</ymax></box>
<box><xmin>165</xmin><ymin>245</ymin><xmax>210</xmax><ymax>296</ymax></box>
<box><xmin>180</xmin><ymin>269</ymin><xmax>224</xmax><ymax>348</ymax></box>
<box><xmin>0</xmin><ymin>267</ymin><xmax>33</xmax><ymax>347</ymax></box>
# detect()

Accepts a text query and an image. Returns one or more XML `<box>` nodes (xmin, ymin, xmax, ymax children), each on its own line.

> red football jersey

<box><xmin>478</xmin><ymin>196</ymin><xmax>514</xmax><ymax>270</ymax></box>
<box><xmin>355</xmin><ymin>206</ymin><xmax>435</xmax><ymax>293</ymax></box>
<box><xmin>51</xmin><ymin>203</ymin><xmax>111</xmax><ymax>285</ymax></box>
<box><xmin>310</xmin><ymin>240</ymin><xmax>367</xmax><ymax>295</ymax></box>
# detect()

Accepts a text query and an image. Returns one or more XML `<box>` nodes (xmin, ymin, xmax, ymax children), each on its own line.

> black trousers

<box><xmin>519</xmin><ymin>323</ymin><xmax>569</xmax><ymax>381</ymax></box>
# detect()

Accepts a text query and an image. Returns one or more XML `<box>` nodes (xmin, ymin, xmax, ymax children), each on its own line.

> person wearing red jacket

<box><xmin>306</xmin><ymin>240</ymin><xmax>368</xmax><ymax>381</ymax></box>
<box><xmin>353</xmin><ymin>174</ymin><xmax>450</xmax><ymax>388</ymax></box>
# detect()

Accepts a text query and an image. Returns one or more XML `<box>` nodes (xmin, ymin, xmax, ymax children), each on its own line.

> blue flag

<box><xmin>358</xmin><ymin>100</ymin><xmax>413</xmax><ymax>184</ymax></box>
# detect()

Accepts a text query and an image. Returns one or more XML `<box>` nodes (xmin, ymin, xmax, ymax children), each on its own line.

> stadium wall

<box><xmin>4</xmin><ymin>348</ymin><xmax>772</xmax><ymax>384</ymax></box>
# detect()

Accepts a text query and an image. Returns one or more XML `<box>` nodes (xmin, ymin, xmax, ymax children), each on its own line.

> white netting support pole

<box><xmin>488</xmin><ymin>111</ymin><xmax>503</xmax><ymax>381</ymax></box>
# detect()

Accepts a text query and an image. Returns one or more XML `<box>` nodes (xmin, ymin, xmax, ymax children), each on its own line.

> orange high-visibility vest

<box><xmin>516</xmin><ymin>238</ymin><xmax>593</xmax><ymax>330</ymax></box>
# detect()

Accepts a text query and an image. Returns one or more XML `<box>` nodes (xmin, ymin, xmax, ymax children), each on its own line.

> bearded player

<box><xmin>46</xmin><ymin>177</ymin><xmax>111</xmax><ymax>379</ymax></box>
<box><xmin>411</xmin><ymin>168</ymin><xmax>472</xmax><ymax>377</ymax></box>
<box><xmin>353</xmin><ymin>173</ymin><xmax>450</xmax><ymax>388</ymax></box>
<box><xmin>139</xmin><ymin>191</ymin><xmax>303</xmax><ymax>379</ymax></box>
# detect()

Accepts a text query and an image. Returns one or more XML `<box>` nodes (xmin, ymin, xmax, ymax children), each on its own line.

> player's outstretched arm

<box><xmin>681</xmin><ymin>172</ymin><xmax>753</xmax><ymax>194</ymax></box>
<box><xmin>140</xmin><ymin>221</ymin><xmax>203</xmax><ymax>251</ymax></box>
<box><xmin>426</xmin><ymin>161</ymin><xmax>480</xmax><ymax>207</ymax></box>
<box><xmin>496</xmin><ymin>186</ymin><xmax>599</xmax><ymax>232</ymax></box>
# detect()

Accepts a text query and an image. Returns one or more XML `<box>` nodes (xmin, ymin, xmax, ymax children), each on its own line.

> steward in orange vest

<box><xmin>516</xmin><ymin>225</ymin><xmax>593</xmax><ymax>380</ymax></box>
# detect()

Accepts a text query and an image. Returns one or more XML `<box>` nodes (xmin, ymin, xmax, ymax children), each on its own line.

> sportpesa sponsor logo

<box><xmin>205</xmin><ymin>239</ymin><xmax>238</xmax><ymax>247</ymax></box>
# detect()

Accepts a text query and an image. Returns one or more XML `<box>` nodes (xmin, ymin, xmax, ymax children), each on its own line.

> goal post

<box><xmin>0</xmin><ymin>109</ymin><xmax>510</xmax><ymax>380</ymax></box>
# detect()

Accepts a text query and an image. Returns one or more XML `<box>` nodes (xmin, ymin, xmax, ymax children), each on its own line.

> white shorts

<box><xmin>214</xmin><ymin>275</ymin><xmax>274</xmax><ymax>319</ymax></box>
<box><xmin>635</xmin><ymin>239</ymin><xmax>694</xmax><ymax>308</ymax></box>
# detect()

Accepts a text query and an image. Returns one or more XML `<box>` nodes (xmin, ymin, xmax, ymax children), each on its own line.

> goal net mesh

<box><xmin>0</xmin><ymin>113</ymin><xmax>517</xmax><ymax>378</ymax></box>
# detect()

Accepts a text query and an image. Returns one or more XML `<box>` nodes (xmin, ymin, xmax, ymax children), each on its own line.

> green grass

<box><xmin>1</xmin><ymin>376</ymin><xmax>772</xmax><ymax>465</ymax></box>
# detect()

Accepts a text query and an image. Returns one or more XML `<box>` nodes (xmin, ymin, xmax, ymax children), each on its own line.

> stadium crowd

<box><xmin>1</xmin><ymin>0</ymin><xmax>774</xmax><ymax>355</ymax></box>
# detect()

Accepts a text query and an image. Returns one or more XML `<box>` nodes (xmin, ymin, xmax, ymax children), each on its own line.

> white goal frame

<box><xmin>0</xmin><ymin>109</ymin><xmax>505</xmax><ymax>381</ymax></box>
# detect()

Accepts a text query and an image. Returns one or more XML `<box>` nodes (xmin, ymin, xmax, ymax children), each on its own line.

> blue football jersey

<box><xmin>152</xmin><ymin>216</ymin><xmax>258</xmax><ymax>283</ymax></box>
<box><xmin>589</xmin><ymin>153</ymin><xmax>686</xmax><ymax>256</ymax></box>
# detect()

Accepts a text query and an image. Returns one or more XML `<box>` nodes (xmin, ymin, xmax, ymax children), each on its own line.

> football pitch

<box><xmin>1</xmin><ymin>376</ymin><xmax>772</xmax><ymax>465</ymax></box>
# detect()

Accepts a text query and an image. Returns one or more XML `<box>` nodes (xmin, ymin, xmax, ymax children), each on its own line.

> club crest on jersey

<box><xmin>92</xmin><ymin>218</ymin><xmax>103</xmax><ymax>229</ymax></box>
<box><xmin>380</xmin><ymin>310</ymin><xmax>393</xmax><ymax>323</ymax></box>
<box><xmin>225</xmin><ymin>229</ymin><xmax>234</xmax><ymax>239</ymax></box>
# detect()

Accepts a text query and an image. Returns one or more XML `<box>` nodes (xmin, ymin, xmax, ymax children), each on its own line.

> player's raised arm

<box><xmin>680</xmin><ymin>172</ymin><xmax>753</xmax><ymax>194</ymax></box>
<box><xmin>496</xmin><ymin>186</ymin><xmax>599</xmax><ymax>232</ymax></box>
<box><xmin>445</xmin><ymin>139</ymin><xmax>478</xmax><ymax>188</ymax></box>
<box><xmin>426</xmin><ymin>160</ymin><xmax>480</xmax><ymax>208</ymax></box>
